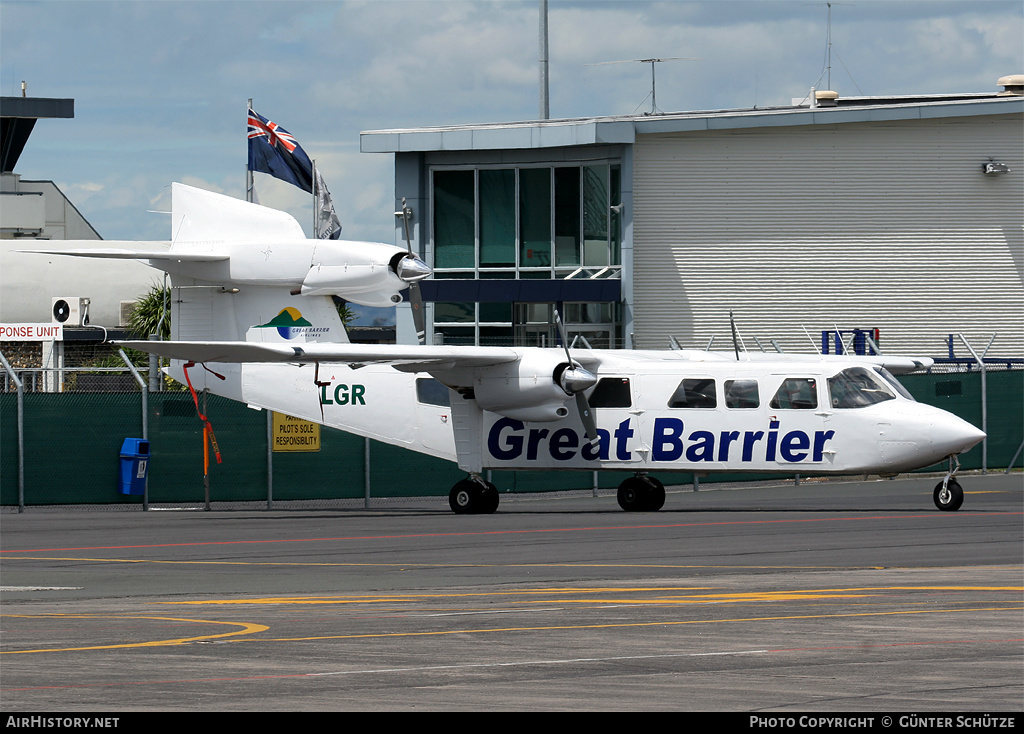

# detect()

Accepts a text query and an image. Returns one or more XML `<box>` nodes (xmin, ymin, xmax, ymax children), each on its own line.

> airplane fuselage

<box><xmin>178</xmin><ymin>351</ymin><xmax>982</xmax><ymax>479</ymax></box>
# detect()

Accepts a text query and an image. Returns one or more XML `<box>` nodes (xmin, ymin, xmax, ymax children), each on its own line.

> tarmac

<box><xmin>1</xmin><ymin>473</ymin><xmax>1021</xmax><ymax>712</ymax></box>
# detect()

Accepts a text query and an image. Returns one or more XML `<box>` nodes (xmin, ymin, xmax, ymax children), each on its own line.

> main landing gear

<box><xmin>933</xmin><ymin>455</ymin><xmax>964</xmax><ymax>512</ymax></box>
<box><xmin>449</xmin><ymin>476</ymin><xmax>500</xmax><ymax>514</ymax></box>
<box><xmin>617</xmin><ymin>473</ymin><xmax>666</xmax><ymax>512</ymax></box>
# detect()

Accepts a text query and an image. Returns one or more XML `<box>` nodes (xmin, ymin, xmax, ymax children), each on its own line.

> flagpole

<box><xmin>246</xmin><ymin>98</ymin><xmax>254</xmax><ymax>203</ymax></box>
<box><xmin>312</xmin><ymin>159</ymin><xmax>318</xmax><ymax>238</ymax></box>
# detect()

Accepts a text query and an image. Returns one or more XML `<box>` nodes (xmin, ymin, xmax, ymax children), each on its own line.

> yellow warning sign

<box><xmin>272</xmin><ymin>412</ymin><xmax>321</xmax><ymax>452</ymax></box>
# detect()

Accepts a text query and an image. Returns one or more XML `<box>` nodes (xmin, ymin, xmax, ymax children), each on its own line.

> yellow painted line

<box><xmin>160</xmin><ymin>585</ymin><xmax>1023</xmax><ymax>607</ymax></box>
<box><xmin>0</xmin><ymin>615</ymin><xmax>268</xmax><ymax>655</ymax></box>
<box><xmin>253</xmin><ymin>605</ymin><xmax>1024</xmax><ymax>643</ymax></box>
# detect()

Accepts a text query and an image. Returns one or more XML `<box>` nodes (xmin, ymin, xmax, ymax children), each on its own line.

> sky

<box><xmin>3</xmin><ymin>1</ymin><xmax>1022</xmax><ymax>248</ymax></box>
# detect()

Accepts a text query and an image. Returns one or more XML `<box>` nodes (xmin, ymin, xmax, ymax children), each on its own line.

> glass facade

<box><xmin>431</xmin><ymin>163</ymin><xmax>622</xmax><ymax>347</ymax></box>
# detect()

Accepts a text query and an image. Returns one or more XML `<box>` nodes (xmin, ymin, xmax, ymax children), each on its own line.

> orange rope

<box><xmin>183</xmin><ymin>362</ymin><xmax>223</xmax><ymax>465</ymax></box>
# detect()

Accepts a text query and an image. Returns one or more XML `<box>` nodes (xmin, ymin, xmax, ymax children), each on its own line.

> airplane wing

<box><xmin>735</xmin><ymin>352</ymin><xmax>933</xmax><ymax>374</ymax></box>
<box><xmin>115</xmin><ymin>340</ymin><xmax>520</xmax><ymax>370</ymax></box>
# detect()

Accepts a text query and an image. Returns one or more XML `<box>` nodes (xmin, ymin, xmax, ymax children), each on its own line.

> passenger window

<box><xmin>668</xmin><ymin>378</ymin><xmax>717</xmax><ymax>408</ymax></box>
<box><xmin>769</xmin><ymin>378</ymin><xmax>818</xmax><ymax>410</ymax></box>
<box><xmin>416</xmin><ymin>378</ymin><xmax>451</xmax><ymax>407</ymax></box>
<box><xmin>589</xmin><ymin>378</ymin><xmax>631</xmax><ymax>408</ymax></box>
<box><xmin>725</xmin><ymin>379</ymin><xmax>759</xmax><ymax>409</ymax></box>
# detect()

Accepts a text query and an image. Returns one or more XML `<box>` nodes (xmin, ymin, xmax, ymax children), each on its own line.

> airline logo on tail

<box><xmin>254</xmin><ymin>308</ymin><xmax>328</xmax><ymax>340</ymax></box>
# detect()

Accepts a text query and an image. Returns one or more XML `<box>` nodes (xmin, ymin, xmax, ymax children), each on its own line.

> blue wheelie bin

<box><xmin>119</xmin><ymin>438</ymin><xmax>150</xmax><ymax>495</ymax></box>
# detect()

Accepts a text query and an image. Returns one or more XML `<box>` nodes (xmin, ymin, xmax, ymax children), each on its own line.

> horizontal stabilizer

<box><xmin>19</xmin><ymin>244</ymin><xmax>228</xmax><ymax>262</ymax></box>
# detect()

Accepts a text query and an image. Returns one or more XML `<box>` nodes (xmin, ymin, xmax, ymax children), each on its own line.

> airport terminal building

<box><xmin>361</xmin><ymin>77</ymin><xmax>1023</xmax><ymax>359</ymax></box>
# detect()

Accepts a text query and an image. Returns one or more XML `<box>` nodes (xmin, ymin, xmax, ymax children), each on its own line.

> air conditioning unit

<box><xmin>120</xmin><ymin>300</ymin><xmax>138</xmax><ymax>327</ymax></box>
<box><xmin>52</xmin><ymin>297</ymin><xmax>90</xmax><ymax>326</ymax></box>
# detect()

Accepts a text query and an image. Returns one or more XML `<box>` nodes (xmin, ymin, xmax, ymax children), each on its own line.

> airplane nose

<box><xmin>931</xmin><ymin>414</ymin><xmax>986</xmax><ymax>456</ymax></box>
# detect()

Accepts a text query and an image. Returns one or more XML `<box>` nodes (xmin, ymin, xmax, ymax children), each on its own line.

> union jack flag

<box><xmin>247</xmin><ymin>108</ymin><xmax>313</xmax><ymax>193</ymax></box>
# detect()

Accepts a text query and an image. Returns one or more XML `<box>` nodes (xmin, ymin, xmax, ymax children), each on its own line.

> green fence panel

<box><xmin>368</xmin><ymin>439</ymin><xmax>465</xmax><ymax>498</ymax></box>
<box><xmin>147</xmin><ymin>393</ymin><xmax>266</xmax><ymax>503</ymax></box>
<box><xmin>270</xmin><ymin>425</ymin><xmax>367</xmax><ymax>501</ymax></box>
<box><xmin>900</xmin><ymin>371</ymin><xmax>1023</xmax><ymax>471</ymax></box>
<box><xmin>0</xmin><ymin>394</ymin><xmax>21</xmax><ymax>505</ymax></box>
<box><xmin>1</xmin><ymin>392</ymin><xmax>144</xmax><ymax>505</ymax></box>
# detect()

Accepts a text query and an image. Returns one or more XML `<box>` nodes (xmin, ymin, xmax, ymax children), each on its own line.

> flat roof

<box><xmin>361</xmin><ymin>94</ymin><xmax>1023</xmax><ymax>154</ymax></box>
<box><xmin>0</xmin><ymin>96</ymin><xmax>74</xmax><ymax>120</ymax></box>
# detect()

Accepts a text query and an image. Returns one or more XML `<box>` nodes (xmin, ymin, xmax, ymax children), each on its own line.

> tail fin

<box><xmin>167</xmin><ymin>183</ymin><xmax>348</xmax><ymax>345</ymax></box>
<box><xmin>170</xmin><ymin>284</ymin><xmax>349</xmax><ymax>345</ymax></box>
<box><xmin>169</xmin><ymin>183</ymin><xmax>305</xmax><ymax>245</ymax></box>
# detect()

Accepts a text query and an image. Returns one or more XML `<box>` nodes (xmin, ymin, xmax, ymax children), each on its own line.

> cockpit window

<box><xmin>828</xmin><ymin>367</ymin><xmax>896</xmax><ymax>409</ymax></box>
<box><xmin>874</xmin><ymin>367</ymin><xmax>916</xmax><ymax>401</ymax></box>
<box><xmin>668</xmin><ymin>378</ymin><xmax>717</xmax><ymax>408</ymax></box>
<box><xmin>769</xmin><ymin>378</ymin><xmax>818</xmax><ymax>410</ymax></box>
<box><xmin>725</xmin><ymin>379</ymin><xmax>759</xmax><ymax>409</ymax></box>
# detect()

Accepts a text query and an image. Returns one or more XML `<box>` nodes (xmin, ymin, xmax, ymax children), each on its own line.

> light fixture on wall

<box><xmin>981</xmin><ymin>159</ymin><xmax>1010</xmax><ymax>175</ymax></box>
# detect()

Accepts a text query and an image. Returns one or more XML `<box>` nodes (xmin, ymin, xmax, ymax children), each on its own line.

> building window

<box><xmin>433</xmin><ymin>170</ymin><xmax>475</xmax><ymax>268</ymax></box>
<box><xmin>479</xmin><ymin>169</ymin><xmax>516</xmax><ymax>268</ymax></box>
<box><xmin>430</xmin><ymin>163</ymin><xmax>622</xmax><ymax>346</ymax></box>
<box><xmin>519</xmin><ymin>167</ymin><xmax>551</xmax><ymax>267</ymax></box>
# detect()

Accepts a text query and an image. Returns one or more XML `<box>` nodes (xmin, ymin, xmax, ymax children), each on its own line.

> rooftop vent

<box><xmin>997</xmin><ymin>74</ymin><xmax>1023</xmax><ymax>96</ymax></box>
<box><xmin>814</xmin><ymin>90</ymin><xmax>839</xmax><ymax>107</ymax></box>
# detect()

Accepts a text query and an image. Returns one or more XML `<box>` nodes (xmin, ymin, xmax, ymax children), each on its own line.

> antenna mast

<box><xmin>587</xmin><ymin>56</ymin><xmax>697</xmax><ymax>115</ymax></box>
<box><xmin>825</xmin><ymin>2</ymin><xmax>833</xmax><ymax>90</ymax></box>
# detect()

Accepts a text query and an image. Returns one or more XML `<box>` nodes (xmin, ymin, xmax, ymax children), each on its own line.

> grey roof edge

<box><xmin>0</xmin><ymin>97</ymin><xmax>74</xmax><ymax>119</ymax></box>
<box><xmin>360</xmin><ymin>96</ymin><xmax>1022</xmax><ymax>153</ymax></box>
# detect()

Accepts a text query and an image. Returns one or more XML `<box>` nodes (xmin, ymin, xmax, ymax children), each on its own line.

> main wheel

<box><xmin>617</xmin><ymin>476</ymin><xmax>664</xmax><ymax>512</ymax></box>
<box><xmin>644</xmin><ymin>476</ymin><xmax>666</xmax><ymax>511</ymax></box>
<box><xmin>480</xmin><ymin>482</ymin><xmax>500</xmax><ymax>514</ymax></box>
<box><xmin>449</xmin><ymin>479</ymin><xmax>479</xmax><ymax>514</ymax></box>
<box><xmin>933</xmin><ymin>479</ymin><xmax>964</xmax><ymax>512</ymax></box>
<box><xmin>617</xmin><ymin>477</ymin><xmax>645</xmax><ymax>511</ymax></box>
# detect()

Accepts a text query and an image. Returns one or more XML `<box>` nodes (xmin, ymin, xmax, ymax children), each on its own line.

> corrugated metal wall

<box><xmin>631</xmin><ymin>114</ymin><xmax>1023</xmax><ymax>358</ymax></box>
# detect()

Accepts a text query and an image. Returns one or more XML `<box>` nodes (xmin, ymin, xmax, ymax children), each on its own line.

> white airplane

<box><xmin>26</xmin><ymin>184</ymin><xmax>985</xmax><ymax>514</ymax></box>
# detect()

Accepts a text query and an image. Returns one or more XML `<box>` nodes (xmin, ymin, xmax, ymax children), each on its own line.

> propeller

<box><xmin>394</xmin><ymin>198</ymin><xmax>430</xmax><ymax>344</ymax></box>
<box><xmin>554</xmin><ymin>310</ymin><xmax>600</xmax><ymax>447</ymax></box>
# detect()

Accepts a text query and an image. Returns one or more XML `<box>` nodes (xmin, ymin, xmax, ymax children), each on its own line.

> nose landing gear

<box><xmin>933</xmin><ymin>455</ymin><xmax>964</xmax><ymax>512</ymax></box>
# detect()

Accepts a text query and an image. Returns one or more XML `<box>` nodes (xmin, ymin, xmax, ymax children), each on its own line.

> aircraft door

<box><xmin>414</xmin><ymin>378</ymin><xmax>457</xmax><ymax>456</ymax></box>
<box><xmin>765</xmin><ymin>375</ymin><xmax>833</xmax><ymax>469</ymax></box>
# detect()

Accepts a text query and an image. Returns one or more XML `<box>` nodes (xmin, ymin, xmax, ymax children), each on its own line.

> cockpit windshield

<box><xmin>874</xmin><ymin>366</ymin><xmax>916</xmax><ymax>401</ymax></box>
<box><xmin>827</xmin><ymin>367</ymin><xmax>897</xmax><ymax>409</ymax></box>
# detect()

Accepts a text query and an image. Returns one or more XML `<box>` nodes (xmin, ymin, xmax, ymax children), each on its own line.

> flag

<box><xmin>247</xmin><ymin>108</ymin><xmax>313</xmax><ymax>193</ymax></box>
<box><xmin>315</xmin><ymin>168</ymin><xmax>342</xmax><ymax>240</ymax></box>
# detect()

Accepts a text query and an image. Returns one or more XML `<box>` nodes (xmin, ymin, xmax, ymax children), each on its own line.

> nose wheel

<box><xmin>449</xmin><ymin>476</ymin><xmax>499</xmax><ymax>514</ymax></box>
<box><xmin>933</xmin><ymin>455</ymin><xmax>964</xmax><ymax>512</ymax></box>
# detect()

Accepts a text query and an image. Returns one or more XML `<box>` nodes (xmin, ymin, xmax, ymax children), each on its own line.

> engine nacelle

<box><xmin>298</xmin><ymin>241</ymin><xmax>419</xmax><ymax>305</ymax></box>
<box><xmin>472</xmin><ymin>352</ymin><xmax>583</xmax><ymax>422</ymax></box>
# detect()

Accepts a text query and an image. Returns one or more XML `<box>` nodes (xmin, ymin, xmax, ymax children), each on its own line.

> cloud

<box><xmin>3</xmin><ymin>0</ymin><xmax>1020</xmax><ymax>243</ymax></box>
